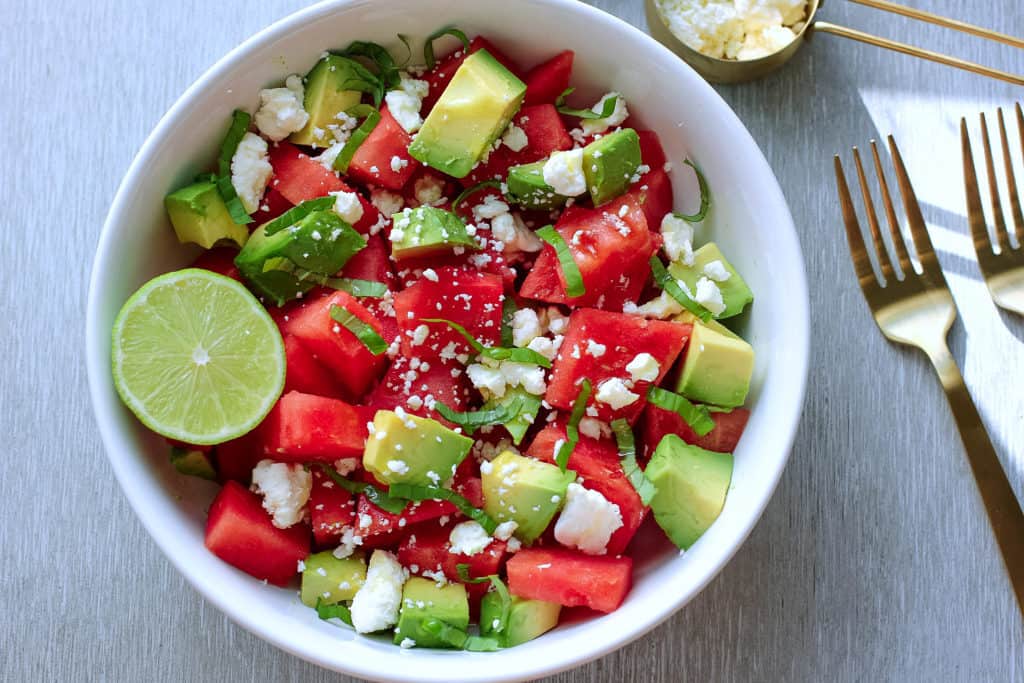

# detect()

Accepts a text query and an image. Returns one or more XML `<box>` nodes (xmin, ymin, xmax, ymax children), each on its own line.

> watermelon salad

<box><xmin>114</xmin><ymin>28</ymin><xmax>757</xmax><ymax>652</ymax></box>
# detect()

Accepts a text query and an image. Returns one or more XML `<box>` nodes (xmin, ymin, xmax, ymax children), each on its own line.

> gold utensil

<box><xmin>834</xmin><ymin>137</ymin><xmax>1024</xmax><ymax>614</ymax></box>
<box><xmin>962</xmin><ymin>103</ymin><xmax>1024</xmax><ymax>316</ymax></box>
<box><xmin>645</xmin><ymin>0</ymin><xmax>1024</xmax><ymax>84</ymax></box>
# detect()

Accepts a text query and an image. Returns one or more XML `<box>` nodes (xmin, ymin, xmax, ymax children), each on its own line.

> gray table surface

<box><xmin>3</xmin><ymin>0</ymin><xmax>1023</xmax><ymax>680</ymax></box>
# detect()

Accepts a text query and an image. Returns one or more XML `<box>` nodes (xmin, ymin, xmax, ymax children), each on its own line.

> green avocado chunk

<box><xmin>645</xmin><ymin>435</ymin><xmax>733</xmax><ymax>550</ymax></box>
<box><xmin>480</xmin><ymin>592</ymin><xmax>561</xmax><ymax>647</ymax></box>
<box><xmin>300</xmin><ymin>551</ymin><xmax>367</xmax><ymax>607</ymax></box>
<box><xmin>480</xmin><ymin>387</ymin><xmax>541</xmax><ymax>445</ymax></box>
<box><xmin>582</xmin><ymin>128</ymin><xmax>641</xmax><ymax>206</ymax></box>
<box><xmin>481</xmin><ymin>450</ymin><xmax>574</xmax><ymax>544</ymax></box>
<box><xmin>164</xmin><ymin>180</ymin><xmax>249</xmax><ymax>250</ymax></box>
<box><xmin>667</xmin><ymin>242</ymin><xmax>754</xmax><ymax>319</ymax></box>
<box><xmin>505</xmin><ymin>161</ymin><xmax>568</xmax><ymax>211</ymax></box>
<box><xmin>674</xmin><ymin>319</ymin><xmax>754</xmax><ymax>408</ymax></box>
<box><xmin>168</xmin><ymin>446</ymin><xmax>217</xmax><ymax>481</ymax></box>
<box><xmin>389</xmin><ymin>206</ymin><xmax>478</xmax><ymax>260</ymax></box>
<box><xmin>393</xmin><ymin>577</ymin><xmax>470</xmax><ymax>648</ymax></box>
<box><xmin>234</xmin><ymin>209</ymin><xmax>365</xmax><ymax>305</ymax></box>
<box><xmin>409</xmin><ymin>50</ymin><xmax>526</xmax><ymax>178</ymax></box>
<box><xmin>289</xmin><ymin>55</ymin><xmax>365</xmax><ymax>148</ymax></box>
<box><xmin>362</xmin><ymin>410</ymin><xmax>474</xmax><ymax>487</ymax></box>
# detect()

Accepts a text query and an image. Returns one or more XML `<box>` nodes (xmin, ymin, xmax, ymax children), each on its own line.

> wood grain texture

<box><xmin>2</xmin><ymin>0</ymin><xmax>1022</xmax><ymax>680</ymax></box>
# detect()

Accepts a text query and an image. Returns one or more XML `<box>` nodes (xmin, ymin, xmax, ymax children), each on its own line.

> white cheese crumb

<box><xmin>594</xmin><ymin>378</ymin><xmax>640</xmax><ymax>410</ymax></box>
<box><xmin>511</xmin><ymin>308</ymin><xmax>542</xmax><ymax>348</ymax></box>
<box><xmin>413</xmin><ymin>174</ymin><xmax>445</xmax><ymax>207</ymax></box>
<box><xmin>385</xmin><ymin>73</ymin><xmax>429</xmax><ymax>134</ymax></box>
<box><xmin>254</xmin><ymin>75</ymin><xmax>309</xmax><ymax>141</ymax></box>
<box><xmin>543</xmin><ymin>149</ymin><xmax>587</xmax><ymax>197</ymax></box>
<box><xmin>334</xmin><ymin>458</ymin><xmax>359</xmax><ymax>476</ymax></box>
<box><xmin>655</xmin><ymin>0</ymin><xmax>805</xmax><ymax>61</ymax></box>
<box><xmin>501</xmin><ymin>122</ymin><xmax>529</xmax><ymax>152</ymax></box>
<box><xmin>387</xmin><ymin>460</ymin><xmax>410</xmax><ymax>475</ymax></box>
<box><xmin>390</xmin><ymin>155</ymin><xmax>409</xmax><ymax>173</ymax></box>
<box><xmin>578</xmin><ymin>417</ymin><xmax>610</xmax><ymax>440</ymax></box>
<box><xmin>554</xmin><ymin>483</ymin><xmax>623</xmax><ymax>555</ymax></box>
<box><xmin>350</xmin><ymin>550</ymin><xmax>407</xmax><ymax>633</ymax></box>
<box><xmin>694</xmin><ymin>276</ymin><xmax>726</xmax><ymax>316</ymax></box>
<box><xmin>586</xmin><ymin>340</ymin><xmax>606</xmax><ymax>358</ymax></box>
<box><xmin>230</xmin><ymin>132</ymin><xmax>272</xmax><ymax>214</ymax></box>
<box><xmin>448</xmin><ymin>520</ymin><xmax>493</xmax><ymax>556</ymax></box>
<box><xmin>625</xmin><ymin>352</ymin><xmax>660</xmax><ymax>383</ymax></box>
<box><xmin>330</xmin><ymin>190</ymin><xmax>364</xmax><ymax>225</ymax></box>
<box><xmin>494</xmin><ymin>520</ymin><xmax>518</xmax><ymax>541</ymax></box>
<box><xmin>370</xmin><ymin>188</ymin><xmax>404</xmax><ymax>217</ymax></box>
<box><xmin>399</xmin><ymin>637</ymin><xmax>416</xmax><ymax>649</ymax></box>
<box><xmin>250</xmin><ymin>460</ymin><xmax>311</xmax><ymax>529</ymax></box>
<box><xmin>661</xmin><ymin>213</ymin><xmax>695</xmax><ymax>265</ymax></box>
<box><xmin>580</xmin><ymin>92</ymin><xmax>629</xmax><ymax>136</ymax></box>
<box><xmin>703</xmin><ymin>259</ymin><xmax>732</xmax><ymax>282</ymax></box>
<box><xmin>410</xmin><ymin>324</ymin><xmax>430</xmax><ymax>347</ymax></box>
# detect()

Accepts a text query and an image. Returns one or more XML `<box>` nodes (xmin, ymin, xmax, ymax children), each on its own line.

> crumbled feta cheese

<box><xmin>578</xmin><ymin>417</ymin><xmax>610</xmax><ymax>440</ymax></box>
<box><xmin>501</xmin><ymin>122</ymin><xmax>529</xmax><ymax>152</ymax></box>
<box><xmin>703</xmin><ymin>259</ymin><xmax>731</xmax><ymax>282</ymax></box>
<box><xmin>527</xmin><ymin>334</ymin><xmax>563</xmax><ymax>361</ymax></box>
<box><xmin>384</xmin><ymin>72</ymin><xmax>429</xmax><ymax>134</ymax></box>
<box><xmin>493</xmin><ymin>520</ymin><xmax>518</xmax><ymax>541</ymax></box>
<box><xmin>334</xmin><ymin>458</ymin><xmax>359</xmax><ymax>476</ymax></box>
<box><xmin>387</xmin><ymin>460</ymin><xmax>410</xmax><ymax>475</ymax></box>
<box><xmin>473</xmin><ymin>195</ymin><xmax>510</xmax><ymax>221</ymax></box>
<box><xmin>554</xmin><ymin>483</ymin><xmax>623</xmax><ymax>555</ymax></box>
<box><xmin>625</xmin><ymin>352</ymin><xmax>660</xmax><ymax>383</ymax></box>
<box><xmin>330</xmin><ymin>190</ymin><xmax>364</xmax><ymax>225</ymax></box>
<box><xmin>654</xmin><ymin>0</ymin><xmax>806</xmax><ymax>61</ymax></box>
<box><xmin>422</xmin><ymin>268</ymin><xmax>439</xmax><ymax>282</ymax></box>
<box><xmin>350</xmin><ymin>550</ymin><xmax>407</xmax><ymax>633</ymax></box>
<box><xmin>410</xmin><ymin>324</ymin><xmax>430</xmax><ymax>346</ymax></box>
<box><xmin>543</xmin><ymin>149</ymin><xmax>587</xmax><ymax>197</ymax></box>
<box><xmin>661</xmin><ymin>213</ymin><xmax>695</xmax><ymax>265</ymax></box>
<box><xmin>466</xmin><ymin>363</ymin><xmax>506</xmax><ymax>398</ymax></box>
<box><xmin>580</xmin><ymin>92</ymin><xmax>629</xmax><ymax>136</ymax></box>
<box><xmin>491</xmin><ymin>213</ymin><xmax>543</xmax><ymax>253</ymax></box>
<box><xmin>694</xmin><ymin>276</ymin><xmax>726</xmax><ymax>316</ymax></box>
<box><xmin>333</xmin><ymin>527</ymin><xmax>364</xmax><ymax>559</ymax></box>
<box><xmin>230</xmin><ymin>132</ymin><xmax>272</xmax><ymax>214</ymax></box>
<box><xmin>511</xmin><ymin>308</ymin><xmax>542</xmax><ymax>348</ymax></box>
<box><xmin>594</xmin><ymin>378</ymin><xmax>640</xmax><ymax>410</ymax></box>
<box><xmin>635</xmin><ymin>291</ymin><xmax>684</xmax><ymax>319</ymax></box>
<box><xmin>413</xmin><ymin>174</ymin><xmax>445</xmax><ymax>207</ymax></box>
<box><xmin>250</xmin><ymin>460</ymin><xmax>311</xmax><ymax>529</ymax></box>
<box><xmin>586</xmin><ymin>340</ymin><xmax>606</xmax><ymax>358</ymax></box>
<box><xmin>399</xmin><ymin>637</ymin><xmax>416</xmax><ymax>649</ymax></box>
<box><xmin>254</xmin><ymin>75</ymin><xmax>309</xmax><ymax>141</ymax></box>
<box><xmin>448</xmin><ymin>521</ymin><xmax>493</xmax><ymax>556</ymax></box>
<box><xmin>390</xmin><ymin>155</ymin><xmax>409</xmax><ymax>173</ymax></box>
<box><xmin>546</xmin><ymin>308</ymin><xmax>570</xmax><ymax>335</ymax></box>
<box><xmin>370</xmin><ymin>188</ymin><xmax>404</xmax><ymax>217</ymax></box>
<box><xmin>466</xmin><ymin>360</ymin><xmax>547</xmax><ymax>399</ymax></box>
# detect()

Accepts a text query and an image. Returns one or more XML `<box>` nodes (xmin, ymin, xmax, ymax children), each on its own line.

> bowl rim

<box><xmin>85</xmin><ymin>0</ymin><xmax>810</xmax><ymax>680</ymax></box>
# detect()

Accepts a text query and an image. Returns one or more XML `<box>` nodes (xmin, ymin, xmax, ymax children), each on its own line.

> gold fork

<box><xmin>962</xmin><ymin>103</ymin><xmax>1024</xmax><ymax>316</ymax></box>
<box><xmin>834</xmin><ymin>137</ymin><xmax>1024</xmax><ymax>615</ymax></box>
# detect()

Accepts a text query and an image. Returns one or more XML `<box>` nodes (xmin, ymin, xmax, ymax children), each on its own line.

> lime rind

<box><xmin>111</xmin><ymin>268</ymin><xmax>285</xmax><ymax>445</ymax></box>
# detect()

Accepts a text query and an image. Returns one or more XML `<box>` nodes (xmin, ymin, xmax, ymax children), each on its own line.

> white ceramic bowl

<box><xmin>86</xmin><ymin>0</ymin><xmax>809</xmax><ymax>680</ymax></box>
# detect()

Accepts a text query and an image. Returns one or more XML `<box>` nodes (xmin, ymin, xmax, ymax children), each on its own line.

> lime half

<box><xmin>111</xmin><ymin>268</ymin><xmax>285</xmax><ymax>445</ymax></box>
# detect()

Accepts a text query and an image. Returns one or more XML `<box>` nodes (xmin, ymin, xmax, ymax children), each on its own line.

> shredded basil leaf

<box><xmin>214</xmin><ymin>109</ymin><xmax>254</xmax><ymax>225</ymax></box>
<box><xmin>326</xmin><ymin>57</ymin><xmax>385</xmax><ymax>107</ymax></box>
<box><xmin>317</xmin><ymin>464</ymin><xmax>406</xmax><ymax>514</ymax></box>
<box><xmin>676</xmin><ymin>159</ymin><xmax>711</xmax><ymax>223</ymax></box>
<box><xmin>455</xmin><ymin>564</ymin><xmax>512</xmax><ymax>638</ymax></box>
<box><xmin>556</xmin><ymin>379</ymin><xmax>592</xmax><ymax>472</ymax></box>
<box><xmin>557</xmin><ymin>93</ymin><xmax>619</xmax><ymax>121</ymax></box>
<box><xmin>334</xmin><ymin>106</ymin><xmax>382</xmax><ymax>173</ymax></box>
<box><xmin>315</xmin><ymin>597</ymin><xmax>353</xmax><ymax>626</ymax></box>
<box><xmin>610</xmin><ymin>419</ymin><xmax>657</xmax><ymax>505</ymax></box>
<box><xmin>554</xmin><ymin>87</ymin><xmax>574</xmax><ymax>108</ymax></box>
<box><xmin>395</xmin><ymin>34</ymin><xmax>413</xmax><ymax>67</ymax></box>
<box><xmin>435</xmin><ymin>396</ymin><xmax>526</xmax><ymax>436</ymax></box>
<box><xmin>536</xmin><ymin>226</ymin><xmax>585</xmax><ymax>298</ymax></box>
<box><xmin>452</xmin><ymin>180</ymin><xmax>502</xmax><ymax>211</ymax></box>
<box><xmin>646</xmin><ymin>386</ymin><xmax>715</xmax><ymax>437</ymax></box>
<box><xmin>284</xmin><ymin>264</ymin><xmax>388</xmax><ymax>297</ymax></box>
<box><xmin>329</xmin><ymin>304</ymin><xmax>387</xmax><ymax>355</ymax></box>
<box><xmin>421</xmin><ymin>318</ymin><xmax>552</xmax><ymax>368</ymax></box>
<box><xmin>261</xmin><ymin>196</ymin><xmax>335</xmax><ymax>236</ymax></box>
<box><xmin>424</xmin><ymin>27</ymin><xmax>471</xmax><ymax>69</ymax></box>
<box><xmin>339</xmin><ymin>40</ymin><xmax>401</xmax><ymax>90</ymax></box>
<box><xmin>500</xmin><ymin>296</ymin><xmax>517</xmax><ymax>348</ymax></box>
<box><xmin>649</xmin><ymin>256</ymin><xmax>713</xmax><ymax>322</ymax></box>
<box><xmin>388</xmin><ymin>483</ymin><xmax>497</xmax><ymax>534</ymax></box>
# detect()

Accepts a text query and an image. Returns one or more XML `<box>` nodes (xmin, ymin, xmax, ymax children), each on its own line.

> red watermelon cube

<box><xmin>261</xmin><ymin>391</ymin><xmax>369</xmax><ymax>462</ymax></box>
<box><xmin>347</xmin><ymin>106</ymin><xmax>420</xmax><ymax>191</ymax></box>
<box><xmin>282</xmin><ymin>335</ymin><xmax>345</xmax><ymax>399</ymax></box>
<box><xmin>506</xmin><ymin>548</ymin><xmax>632</xmax><ymax>613</ymax></box>
<box><xmin>642</xmin><ymin>405</ymin><xmax>750</xmax><ymax>458</ymax></box>
<box><xmin>309</xmin><ymin>466</ymin><xmax>358</xmax><ymax>548</ymax></box>
<box><xmin>523</xmin><ymin>51</ymin><xmax>574</xmax><ymax>106</ymax></box>
<box><xmin>268</xmin><ymin>141</ymin><xmax>346</xmax><ymax>204</ymax></box>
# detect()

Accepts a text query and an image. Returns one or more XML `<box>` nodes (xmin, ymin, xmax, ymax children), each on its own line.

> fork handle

<box><xmin>926</xmin><ymin>341</ymin><xmax>1024</xmax><ymax>613</ymax></box>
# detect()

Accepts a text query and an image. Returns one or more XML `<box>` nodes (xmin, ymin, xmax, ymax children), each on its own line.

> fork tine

<box><xmin>870</xmin><ymin>140</ymin><xmax>913</xmax><ymax>276</ymax></box>
<box><xmin>962</xmin><ymin>118</ymin><xmax>995</xmax><ymax>259</ymax></box>
<box><xmin>834</xmin><ymin>155</ymin><xmax>877</xmax><ymax>290</ymax></box>
<box><xmin>980</xmin><ymin>112</ymin><xmax>1011</xmax><ymax>253</ymax></box>
<box><xmin>1003</xmin><ymin>106</ymin><xmax>1024</xmax><ymax>245</ymax></box>
<box><xmin>852</xmin><ymin>146</ymin><xmax>895</xmax><ymax>281</ymax></box>
<box><xmin>888</xmin><ymin>135</ymin><xmax>942</xmax><ymax>276</ymax></box>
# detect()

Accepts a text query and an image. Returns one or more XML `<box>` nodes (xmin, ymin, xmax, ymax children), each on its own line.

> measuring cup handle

<box><xmin>811</xmin><ymin>21</ymin><xmax>1024</xmax><ymax>86</ymax></box>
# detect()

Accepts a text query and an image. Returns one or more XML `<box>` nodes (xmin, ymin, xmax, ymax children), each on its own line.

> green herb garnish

<box><xmin>646</xmin><ymin>386</ymin><xmax>715</xmax><ymax>437</ymax></box>
<box><xmin>339</xmin><ymin>40</ymin><xmax>401</xmax><ymax>90</ymax></box>
<box><xmin>317</xmin><ymin>463</ymin><xmax>407</xmax><ymax>514</ymax></box>
<box><xmin>500</xmin><ymin>296</ymin><xmax>517</xmax><ymax>348</ymax></box>
<box><xmin>456</xmin><ymin>564</ymin><xmax>512</xmax><ymax>637</ymax></box>
<box><xmin>329</xmin><ymin>304</ymin><xmax>388</xmax><ymax>355</ymax></box>
<box><xmin>421</xmin><ymin>318</ymin><xmax>552</xmax><ymax>368</ymax></box>
<box><xmin>334</xmin><ymin>104</ymin><xmax>382</xmax><ymax>173</ymax></box>
<box><xmin>536</xmin><ymin>226</ymin><xmax>585</xmax><ymax>298</ymax></box>
<box><xmin>424</xmin><ymin>27</ymin><xmax>471</xmax><ymax>69</ymax></box>
<box><xmin>262</xmin><ymin>196</ymin><xmax>336</xmax><ymax>236</ymax></box>
<box><xmin>556</xmin><ymin>378</ymin><xmax>592</xmax><ymax>472</ymax></box>
<box><xmin>452</xmin><ymin>179</ymin><xmax>502</xmax><ymax>211</ymax></box>
<box><xmin>610</xmin><ymin>418</ymin><xmax>657</xmax><ymax>505</ymax></box>
<box><xmin>314</xmin><ymin>597</ymin><xmax>353</xmax><ymax>626</ymax></box>
<box><xmin>435</xmin><ymin>396</ymin><xmax>527</xmax><ymax>436</ymax></box>
<box><xmin>556</xmin><ymin>92</ymin><xmax>620</xmax><ymax>121</ymax></box>
<box><xmin>676</xmin><ymin>159</ymin><xmax>710</xmax><ymax>223</ymax></box>
<box><xmin>387</xmin><ymin>483</ymin><xmax>498</xmax><ymax>534</ymax></box>
<box><xmin>648</xmin><ymin>256</ymin><xmax>712</xmax><ymax>321</ymax></box>
<box><xmin>214</xmin><ymin>109</ymin><xmax>254</xmax><ymax>225</ymax></box>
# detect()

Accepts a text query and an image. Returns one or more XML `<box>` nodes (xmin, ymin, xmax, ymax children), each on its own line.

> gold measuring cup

<box><xmin>645</xmin><ymin>0</ymin><xmax>1024</xmax><ymax>85</ymax></box>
